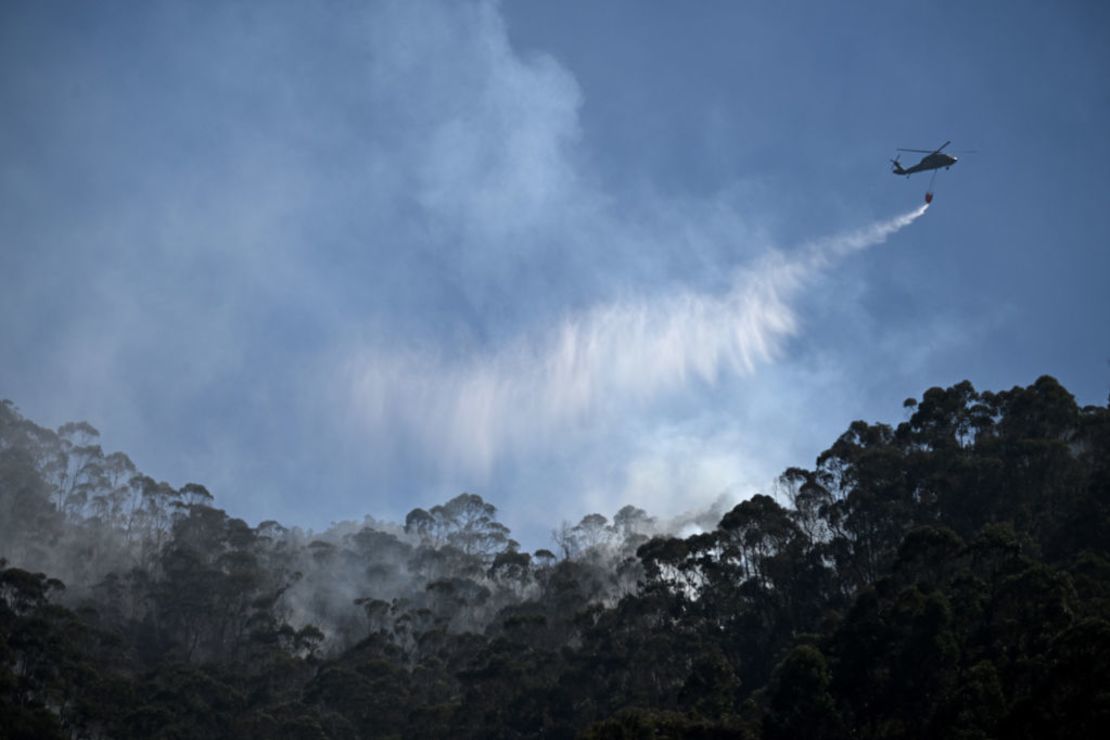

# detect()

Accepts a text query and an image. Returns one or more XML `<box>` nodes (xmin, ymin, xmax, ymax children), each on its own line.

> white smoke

<box><xmin>346</xmin><ymin>204</ymin><xmax>929</xmax><ymax>477</ymax></box>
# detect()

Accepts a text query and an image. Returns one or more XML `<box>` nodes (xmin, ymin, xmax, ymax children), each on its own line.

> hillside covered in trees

<box><xmin>2</xmin><ymin>376</ymin><xmax>1109</xmax><ymax>738</ymax></box>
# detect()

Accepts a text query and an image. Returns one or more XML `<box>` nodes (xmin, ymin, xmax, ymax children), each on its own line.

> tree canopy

<box><xmin>2</xmin><ymin>376</ymin><xmax>1108</xmax><ymax>738</ymax></box>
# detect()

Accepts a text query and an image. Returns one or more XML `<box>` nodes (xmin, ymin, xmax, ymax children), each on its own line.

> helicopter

<box><xmin>890</xmin><ymin>141</ymin><xmax>960</xmax><ymax>177</ymax></box>
<box><xmin>891</xmin><ymin>141</ymin><xmax>975</xmax><ymax>203</ymax></box>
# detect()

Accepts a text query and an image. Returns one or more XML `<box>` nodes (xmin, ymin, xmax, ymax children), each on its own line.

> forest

<box><xmin>2</xmin><ymin>375</ymin><xmax>1108</xmax><ymax>738</ymax></box>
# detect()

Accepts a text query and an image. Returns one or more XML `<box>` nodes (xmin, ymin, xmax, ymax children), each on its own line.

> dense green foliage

<box><xmin>2</xmin><ymin>376</ymin><xmax>1108</xmax><ymax>738</ymax></box>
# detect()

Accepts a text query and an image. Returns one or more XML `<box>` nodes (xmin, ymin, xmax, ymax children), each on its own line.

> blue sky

<box><xmin>2</xmin><ymin>1</ymin><xmax>1108</xmax><ymax>546</ymax></box>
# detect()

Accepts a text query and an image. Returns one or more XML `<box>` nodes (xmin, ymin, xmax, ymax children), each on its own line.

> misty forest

<box><xmin>2</xmin><ymin>376</ymin><xmax>1109</xmax><ymax>738</ymax></box>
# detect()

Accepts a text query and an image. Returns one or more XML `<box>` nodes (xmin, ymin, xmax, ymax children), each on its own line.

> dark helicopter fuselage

<box><xmin>892</xmin><ymin>152</ymin><xmax>958</xmax><ymax>176</ymax></box>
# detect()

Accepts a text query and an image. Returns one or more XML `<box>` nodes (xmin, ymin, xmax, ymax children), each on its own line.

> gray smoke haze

<box><xmin>1</xmin><ymin>0</ymin><xmax>941</xmax><ymax>549</ymax></box>
<box><xmin>0</xmin><ymin>400</ymin><xmax>672</xmax><ymax>648</ymax></box>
